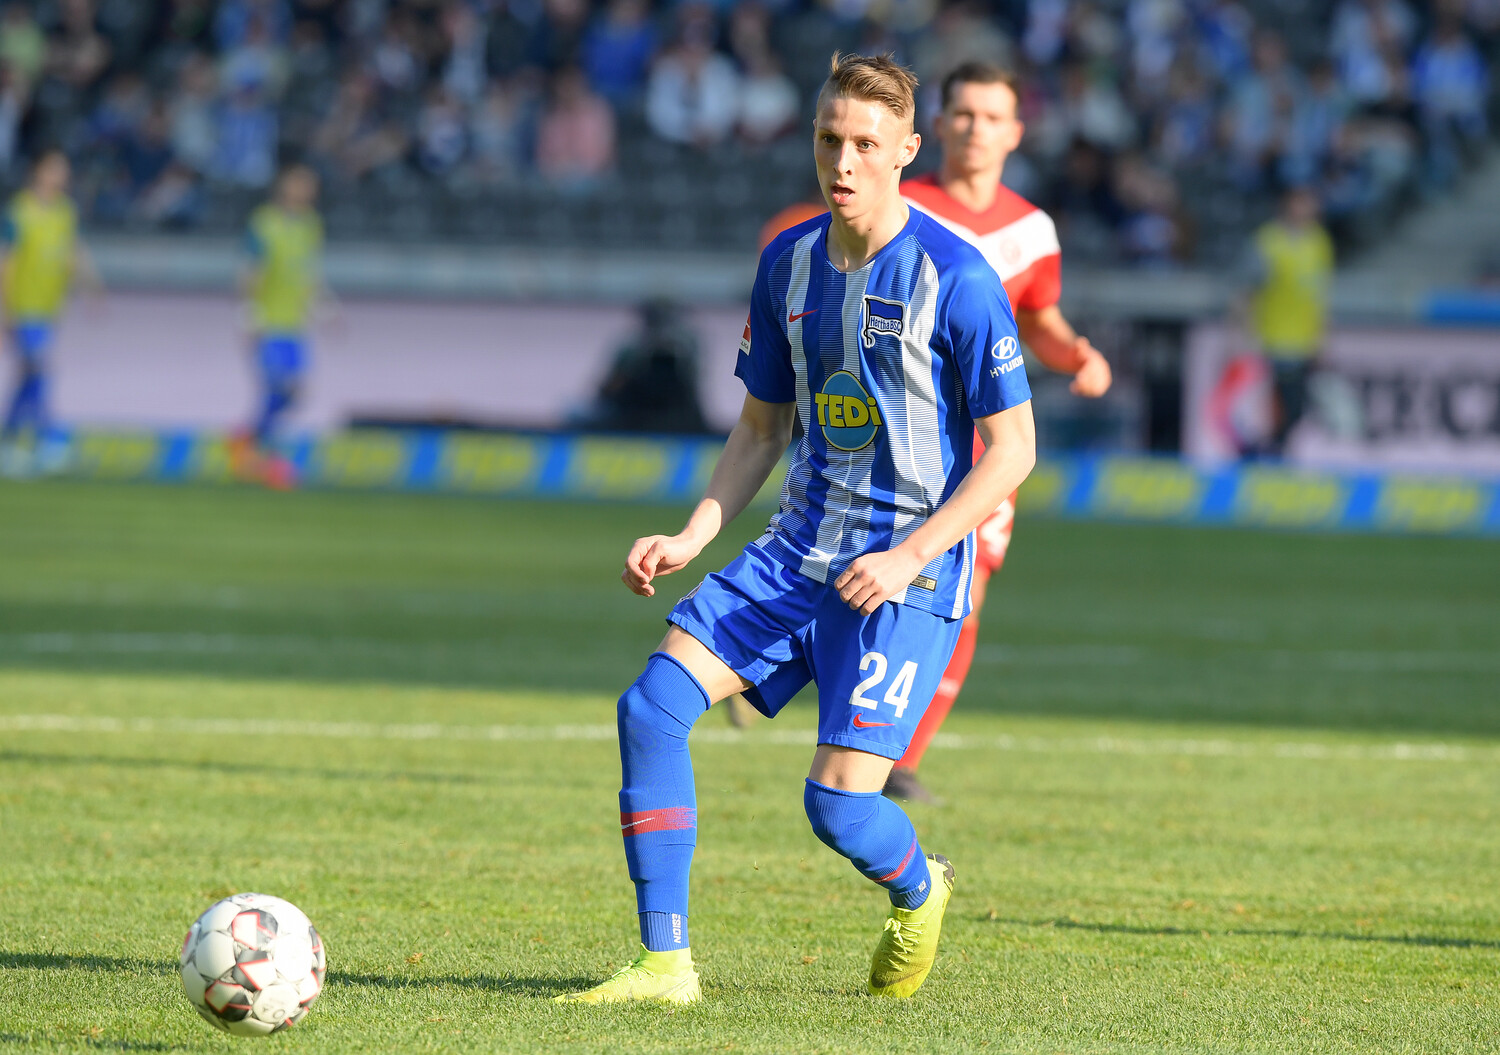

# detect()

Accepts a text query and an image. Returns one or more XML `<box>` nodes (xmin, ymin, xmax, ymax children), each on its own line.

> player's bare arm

<box><xmin>622</xmin><ymin>392</ymin><xmax>795</xmax><ymax>597</ymax></box>
<box><xmin>834</xmin><ymin>400</ymin><xmax>1036</xmax><ymax>614</ymax></box>
<box><xmin>1016</xmin><ymin>305</ymin><xmax>1111</xmax><ymax>397</ymax></box>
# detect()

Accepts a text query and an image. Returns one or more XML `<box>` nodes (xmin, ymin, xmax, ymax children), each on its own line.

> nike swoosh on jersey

<box><xmin>851</xmin><ymin>713</ymin><xmax>893</xmax><ymax>728</ymax></box>
<box><xmin>788</xmin><ymin>309</ymin><xmax>818</xmax><ymax>322</ymax></box>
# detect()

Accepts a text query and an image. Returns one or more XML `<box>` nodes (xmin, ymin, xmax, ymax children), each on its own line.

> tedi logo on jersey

<box><xmin>989</xmin><ymin>335</ymin><xmax>1025</xmax><ymax>378</ymax></box>
<box><xmin>816</xmin><ymin>370</ymin><xmax>884</xmax><ymax>451</ymax></box>
<box><xmin>862</xmin><ymin>295</ymin><xmax>905</xmax><ymax>349</ymax></box>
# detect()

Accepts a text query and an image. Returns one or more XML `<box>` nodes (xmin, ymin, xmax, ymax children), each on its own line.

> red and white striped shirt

<box><xmin>900</xmin><ymin>173</ymin><xmax>1061</xmax><ymax>314</ymax></box>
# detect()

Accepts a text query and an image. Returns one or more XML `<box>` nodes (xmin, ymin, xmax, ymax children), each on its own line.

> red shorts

<box><xmin>974</xmin><ymin>491</ymin><xmax>1017</xmax><ymax>575</ymax></box>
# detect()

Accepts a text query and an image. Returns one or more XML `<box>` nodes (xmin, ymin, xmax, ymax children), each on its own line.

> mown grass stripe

<box><xmin>3</xmin><ymin>713</ymin><xmax>1494</xmax><ymax>763</ymax></box>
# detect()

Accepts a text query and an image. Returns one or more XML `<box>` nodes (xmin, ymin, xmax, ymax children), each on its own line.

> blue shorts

<box><xmin>257</xmin><ymin>334</ymin><xmax>307</xmax><ymax>385</ymax></box>
<box><xmin>668</xmin><ymin>544</ymin><xmax>963</xmax><ymax>761</ymax></box>
<box><xmin>10</xmin><ymin>321</ymin><xmax>54</xmax><ymax>365</ymax></box>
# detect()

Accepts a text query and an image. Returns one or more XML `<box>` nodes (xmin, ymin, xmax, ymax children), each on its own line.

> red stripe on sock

<box><xmin>876</xmin><ymin>838</ymin><xmax>918</xmax><ymax>884</ymax></box>
<box><xmin>619</xmin><ymin>807</ymin><xmax>696</xmax><ymax>836</ymax></box>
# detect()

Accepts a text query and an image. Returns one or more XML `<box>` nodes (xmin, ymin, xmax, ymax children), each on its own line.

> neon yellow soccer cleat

<box><xmin>867</xmin><ymin>853</ymin><xmax>955</xmax><ymax>998</ymax></box>
<box><xmin>554</xmin><ymin>945</ymin><xmax>701</xmax><ymax>1005</ymax></box>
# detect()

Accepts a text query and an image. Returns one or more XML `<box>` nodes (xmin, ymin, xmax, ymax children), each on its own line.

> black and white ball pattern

<box><xmin>180</xmin><ymin>893</ymin><xmax>325</xmax><ymax>1035</ymax></box>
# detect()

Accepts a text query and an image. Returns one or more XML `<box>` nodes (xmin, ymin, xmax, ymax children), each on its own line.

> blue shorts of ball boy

<box><xmin>668</xmin><ymin>543</ymin><xmax>962</xmax><ymax>761</ymax></box>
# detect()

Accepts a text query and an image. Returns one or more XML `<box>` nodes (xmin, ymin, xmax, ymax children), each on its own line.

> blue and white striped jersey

<box><xmin>736</xmin><ymin>209</ymin><xmax>1032</xmax><ymax>619</ymax></box>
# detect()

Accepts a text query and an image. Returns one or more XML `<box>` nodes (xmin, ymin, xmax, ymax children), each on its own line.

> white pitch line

<box><xmin>0</xmin><ymin>714</ymin><xmax>1494</xmax><ymax>764</ymax></box>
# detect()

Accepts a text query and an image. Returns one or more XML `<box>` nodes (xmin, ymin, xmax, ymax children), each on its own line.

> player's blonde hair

<box><xmin>819</xmin><ymin>52</ymin><xmax>919</xmax><ymax>130</ymax></box>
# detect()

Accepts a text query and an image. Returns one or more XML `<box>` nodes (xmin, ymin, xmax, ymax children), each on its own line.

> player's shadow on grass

<box><xmin>0</xmin><ymin>951</ymin><xmax>176</xmax><ymax>975</ymax></box>
<box><xmin>0</xmin><ymin>750</ymin><xmax>485</xmax><ymax>787</ymax></box>
<box><xmin>1</xmin><ymin>952</ymin><xmax>591</xmax><ymax>1001</ymax></box>
<box><xmin>334</xmin><ymin>969</ymin><xmax>596</xmax><ymax>999</ymax></box>
<box><xmin>0</xmin><ymin>1037</ymin><xmax>184</xmax><ymax>1052</ymax></box>
<box><xmin>997</xmin><ymin>916</ymin><xmax>1500</xmax><ymax>949</ymax></box>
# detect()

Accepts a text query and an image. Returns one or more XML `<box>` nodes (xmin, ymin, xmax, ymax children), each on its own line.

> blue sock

<box><xmin>804</xmin><ymin>779</ymin><xmax>932</xmax><ymax>910</ymax></box>
<box><xmin>3</xmin><ymin>371</ymin><xmax>42</xmax><ymax>437</ymax></box>
<box><xmin>253</xmin><ymin>385</ymin><xmax>293</xmax><ymax>444</ymax></box>
<box><xmin>639</xmin><ymin>910</ymin><xmax>688</xmax><ymax>952</ymax></box>
<box><xmin>618</xmin><ymin>652</ymin><xmax>710</xmax><ymax>951</ymax></box>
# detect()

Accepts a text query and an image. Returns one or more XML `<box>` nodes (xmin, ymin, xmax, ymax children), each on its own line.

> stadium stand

<box><xmin>0</xmin><ymin>0</ymin><xmax>1496</xmax><ymax>266</ymax></box>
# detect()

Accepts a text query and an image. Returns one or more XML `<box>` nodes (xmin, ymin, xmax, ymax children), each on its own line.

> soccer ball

<box><xmin>179</xmin><ymin>893</ymin><xmax>326</xmax><ymax>1035</ymax></box>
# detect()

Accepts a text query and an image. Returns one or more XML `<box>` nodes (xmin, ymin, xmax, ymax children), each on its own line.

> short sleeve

<box><xmin>733</xmin><ymin>246</ymin><xmax>795</xmax><ymax>403</ymax></box>
<box><xmin>1015</xmin><ymin>251</ymin><xmax>1060</xmax><ymax>311</ymax></box>
<box><xmin>944</xmin><ymin>259</ymin><xmax>1032</xmax><ymax>419</ymax></box>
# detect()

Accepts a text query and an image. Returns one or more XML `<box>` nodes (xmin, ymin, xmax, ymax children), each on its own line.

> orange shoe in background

<box><xmin>261</xmin><ymin>455</ymin><xmax>298</xmax><ymax>491</ymax></box>
<box><xmin>227</xmin><ymin>431</ymin><xmax>262</xmax><ymax>482</ymax></box>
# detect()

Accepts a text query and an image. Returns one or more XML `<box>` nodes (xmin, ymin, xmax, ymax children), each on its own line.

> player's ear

<box><xmin>897</xmin><ymin>132</ymin><xmax>920</xmax><ymax>170</ymax></box>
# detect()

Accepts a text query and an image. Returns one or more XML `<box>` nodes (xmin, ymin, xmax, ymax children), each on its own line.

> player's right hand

<box><xmin>622</xmin><ymin>534</ymin><xmax>700</xmax><ymax>597</ymax></box>
<box><xmin>1069</xmin><ymin>341</ymin><xmax>1112</xmax><ymax>398</ymax></box>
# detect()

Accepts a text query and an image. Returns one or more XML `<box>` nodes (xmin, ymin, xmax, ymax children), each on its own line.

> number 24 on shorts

<box><xmin>848</xmin><ymin>652</ymin><xmax>918</xmax><ymax>718</ymax></box>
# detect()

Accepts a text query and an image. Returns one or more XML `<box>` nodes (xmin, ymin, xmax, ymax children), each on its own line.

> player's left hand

<box><xmin>1069</xmin><ymin>340</ymin><xmax>1112</xmax><ymax>398</ymax></box>
<box><xmin>834</xmin><ymin>548</ymin><xmax>925</xmax><ymax>616</ymax></box>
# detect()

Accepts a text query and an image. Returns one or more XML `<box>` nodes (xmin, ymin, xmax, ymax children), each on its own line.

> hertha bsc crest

<box><xmin>861</xmin><ymin>295</ymin><xmax>905</xmax><ymax>349</ymax></box>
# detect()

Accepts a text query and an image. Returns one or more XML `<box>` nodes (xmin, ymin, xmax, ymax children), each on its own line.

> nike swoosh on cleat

<box><xmin>852</xmin><ymin>713</ymin><xmax>893</xmax><ymax>728</ymax></box>
<box><xmin>788</xmin><ymin>309</ymin><xmax>818</xmax><ymax>322</ymax></box>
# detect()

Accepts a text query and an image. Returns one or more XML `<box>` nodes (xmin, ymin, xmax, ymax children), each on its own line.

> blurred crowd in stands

<box><xmin>0</xmin><ymin>0</ymin><xmax>1496</xmax><ymax>264</ymax></box>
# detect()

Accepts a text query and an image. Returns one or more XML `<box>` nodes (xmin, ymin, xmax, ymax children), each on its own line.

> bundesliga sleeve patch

<box><xmin>740</xmin><ymin>315</ymin><xmax>752</xmax><ymax>355</ymax></box>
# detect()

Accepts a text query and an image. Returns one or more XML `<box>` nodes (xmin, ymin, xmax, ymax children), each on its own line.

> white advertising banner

<box><xmin>1185</xmin><ymin>323</ymin><xmax>1500</xmax><ymax>473</ymax></box>
<box><xmin>4</xmin><ymin>292</ymin><xmax>750</xmax><ymax>435</ymax></box>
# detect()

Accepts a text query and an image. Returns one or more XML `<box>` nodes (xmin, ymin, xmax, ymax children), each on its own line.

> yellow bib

<box><xmin>247</xmin><ymin>205</ymin><xmax>323</xmax><ymax>333</ymax></box>
<box><xmin>2</xmin><ymin>191</ymin><xmax>77</xmax><ymax>320</ymax></box>
<box><xmin>1251</xmin><ymin>222</ymin><xmax>1333</xmax><ymax>357</ymax></box>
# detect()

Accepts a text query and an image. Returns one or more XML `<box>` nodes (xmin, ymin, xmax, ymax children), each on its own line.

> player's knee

<box><xmin>617</xmin><ymin>652</ymin><xmax>710</xmax><ymax>745</ymax></box>
<box><xmin>616</xmin><ymin>681</ymin><xmax>674</xmax><ymax>749</ymax></box>
<box><xmin>803</xmin><ymin>779</ymin><xmax>877</xmax><ymax>854</ymax></box>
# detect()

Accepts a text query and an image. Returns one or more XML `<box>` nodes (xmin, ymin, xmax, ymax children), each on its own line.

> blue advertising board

<box><xmin>49</xmin><ymin>429</ymin><xmax>1500</xmax><ymax>537</ymax></box>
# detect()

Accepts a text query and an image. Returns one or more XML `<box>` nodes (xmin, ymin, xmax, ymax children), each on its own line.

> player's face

<box><xmin>34</xmin><ymin>155</ymin><xmax>69</xmax><ymax>198</ymax></box>
<box><xmin>280</xmin><ymin>169</ymin><xmax>319</xmax><ymax>210</ymax></box>
<box><xmin>934</xmin><ymin>81</ymin><xmax>1023</xmax><ymax>179</ymax></box>
<box><xmin>813</xmin><ymin>93</ymin><xmax>920</xmax><ymax>223</ymax></box>
<box><xmin>1284</xmin><ymin>188</ymin><xmax>1319</xmax><ymax>227</ymax></box>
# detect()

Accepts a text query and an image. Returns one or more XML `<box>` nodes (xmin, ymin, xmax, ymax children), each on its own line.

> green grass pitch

<box><xmin>1</xmin><ymin>480</ymin><xmax>1498</xmax><ymax>1054</ymax></box>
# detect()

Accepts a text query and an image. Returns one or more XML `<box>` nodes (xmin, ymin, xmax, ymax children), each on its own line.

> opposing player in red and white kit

<box><xmin>884</xmin><ymin>61</ymin><xmax>1112</xmax><ymax>804</ymax></box>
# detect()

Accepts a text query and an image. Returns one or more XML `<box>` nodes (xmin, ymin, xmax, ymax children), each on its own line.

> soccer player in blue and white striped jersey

<box><xmin>558</xmin><ymin>53</ymin><xmax>1036</xmax><ymax>1005</ymax></box>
